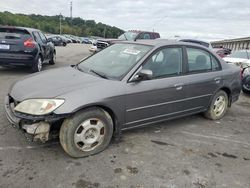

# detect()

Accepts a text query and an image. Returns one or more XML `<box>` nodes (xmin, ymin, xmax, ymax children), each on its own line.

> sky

<box><xmin>0</xmin><ymin>0</ymin><xmax>249</xmax><ymax>41</ymax></box>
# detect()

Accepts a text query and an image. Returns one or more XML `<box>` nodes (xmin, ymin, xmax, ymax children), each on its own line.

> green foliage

<box><xmin>0</xmin><ymin>11</ymin><xmax>124</xmax><ymax>38</ymax></box>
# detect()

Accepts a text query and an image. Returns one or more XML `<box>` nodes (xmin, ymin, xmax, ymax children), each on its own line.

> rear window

<box><xmin>0</xmin><ymin>28</ymin><xmax>30</xmax><ymax>39</ymax></box>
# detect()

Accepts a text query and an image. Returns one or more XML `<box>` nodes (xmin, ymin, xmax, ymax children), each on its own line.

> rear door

<box><xmin>33</xmin><ymin>31</ymin><xmax>50</xmax><ymax>60</ymax></box>
<box><xmin>181</xmin><ymin>46</ymin><xmax>223</xmax><ymax>110</ymax></box>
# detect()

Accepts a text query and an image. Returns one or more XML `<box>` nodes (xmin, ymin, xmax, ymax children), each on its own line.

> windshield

<box><xmin>229</xmin><ymin>51</ymin><xmax>250</xmax><ymax>59</ymax></box>
<box><xmin>78</xmin><ymin>43</ymin><xmax>152</xmax><ymax>80</ymax></box>
<box><xmin>118</xmin><ymin>32</ymin><xmax>138</xmax><ymax>41</ymax></box>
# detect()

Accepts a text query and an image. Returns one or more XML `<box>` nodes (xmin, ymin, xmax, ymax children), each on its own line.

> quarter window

<box><xmin>143</xmin><ymin>47</ymin><xmax>182</xmax><ymax>78</ymax></box>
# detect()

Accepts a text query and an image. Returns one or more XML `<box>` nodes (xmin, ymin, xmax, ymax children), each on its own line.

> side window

<box><xmin>143</xmin><ymin>47</ymin><xmax>182</xmax><ymax>78</ymax></box>
<box><xmin>33</xmin><ymin>32</ymin><xmax>43</xmax><ymax>44</ymax></box>
<box><xmin>187</xmin><ymin>48</ymin><xmax>212</xmax><ymax>72</ymax></box>
<box><xmin>143</xmin><ymin>33</ymin><xmax>150</xmax><ymax>39</ymax></box>
<box><xmin>38</xmin><ymin>32</ymin><xmax>47</xmax><ymax>43</ymax></box>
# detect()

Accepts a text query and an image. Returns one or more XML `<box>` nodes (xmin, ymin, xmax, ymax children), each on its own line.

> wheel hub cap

<box><xmin>213</xmin><ymin>96</ymin><xmax>226</xmax><ymax>117</ymax></box>
<box><xmin>74</xmin><ymin>118</ymin><xmax>105</xmax><ymax>152</ymax></box>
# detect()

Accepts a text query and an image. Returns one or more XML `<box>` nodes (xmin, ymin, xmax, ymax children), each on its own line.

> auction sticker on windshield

<box><xmin>123</xmin><ymin>48</ymin><xmax>141</xmax><ymax>55</ymax></box>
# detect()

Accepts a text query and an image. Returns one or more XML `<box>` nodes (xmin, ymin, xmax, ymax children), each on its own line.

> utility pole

<box><xmin>70</xmin><ymin>1</ymin><xmax>73</xmax><ymax>20</ymax></box>
<box><xmin>59</xmin><ymin>13</ymin><xmax>62</xmax><ymax>35</ymax></box>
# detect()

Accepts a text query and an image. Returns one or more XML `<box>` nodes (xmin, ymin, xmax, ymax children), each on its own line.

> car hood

<box><xmin>10</xmin><ymin>66</ymin><xmax>106</xmax><ymax>102</ymax></box>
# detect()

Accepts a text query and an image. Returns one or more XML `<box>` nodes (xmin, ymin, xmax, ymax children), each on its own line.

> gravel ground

<box><xmin>0</xmin><ymin>44</ymin><xmax>249</xmax><ymax>188</ymax></box>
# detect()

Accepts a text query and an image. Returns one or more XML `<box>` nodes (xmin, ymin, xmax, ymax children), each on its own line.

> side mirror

<box><xmin>132</xmin><ymin>69</ymin><xmax>153</xmax><ymax>82</ymax></box>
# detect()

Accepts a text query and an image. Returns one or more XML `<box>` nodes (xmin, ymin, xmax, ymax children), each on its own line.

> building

<box><xmin>211</xmin><ymin>37</ymin><xmax>250</xmax><ymax>51</ymax></box>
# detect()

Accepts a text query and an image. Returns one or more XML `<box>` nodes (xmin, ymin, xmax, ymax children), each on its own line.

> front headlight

<box><xmin>14</xmin><ymin>99</ymin><xmax>65</xmax><ymax>115</ymax></box>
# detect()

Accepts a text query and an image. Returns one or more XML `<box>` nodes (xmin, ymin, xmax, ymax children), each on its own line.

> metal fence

<box><xmin>211</xmin><ymin>37</ymin><xmax>250</xmax><ymax>51</ymax></box>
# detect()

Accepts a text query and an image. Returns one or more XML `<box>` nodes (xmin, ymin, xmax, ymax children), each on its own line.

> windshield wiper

<box><xmin>89</xmin><ymin>69</ymin><xmax>108</xmax><ymax>79</ymax></box>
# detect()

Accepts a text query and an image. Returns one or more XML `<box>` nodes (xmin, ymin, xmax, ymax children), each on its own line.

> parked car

<box><xmin>81</xmin><ymin>37</ymin><xmax>92</xmax><ymax>44</ymax></box>
<box><xmin>0</xmin><ymin>26</ymin><xmax>56</xmax><ymax>72</ymax></box>
<box><xmin>5</xmin><ymin>40</ymin><xmax>241</xmax><ymax>157</ymax></box>
<box><xmin>47</xmin><ymin>35</ymin><xmax>67</xmax><ymax>46</ymax></box>
<box><xmin>59</xmin><ymin>35</ymin><xmax>72</xmax><ymax>43</ymax></box>
<box><xmin>178</xmin><ymin>39</ymin><xmax>212</xmax><ymax>49</ymax></box>
<box><xmin>223</xmin><ymin>50</ymin><xmax>250</xmax><ymax>67</ymax></box>
<box><xmin>63</xmin><ymin>35</ymin><xmax>78</xmax><ymax>43</ymax></box>
<box><xmin>91</xmin><ymin>30</ymin><xmax>160</xmax><ymax>52</ymax></box>
<box><xmin>213</xmin><ymin>48</ymin><xmax>231</xmax><ymax>58</ymax></box>
<box><xmin>242</xmin><ymin>66</ymin><xmax>250</xmax><ymax>94</ymax></box>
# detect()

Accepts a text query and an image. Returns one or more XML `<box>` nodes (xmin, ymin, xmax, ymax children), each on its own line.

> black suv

<box><xmin>0</xmin><ymin>26</ymin><xmax>56</xmax><ymax>72</ymax></box>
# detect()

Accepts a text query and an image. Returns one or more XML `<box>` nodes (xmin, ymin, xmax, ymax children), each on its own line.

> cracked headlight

<box><xmin>14</xmin><ymin>99</ymin><xmax>65</xmax><ymax>115</ymax></box>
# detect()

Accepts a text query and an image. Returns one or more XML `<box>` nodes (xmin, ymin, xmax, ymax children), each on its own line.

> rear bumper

<box><xmin>0</xmin><ymin>53</ymin><xmax>35</xmax><ymax>66</ymax></box>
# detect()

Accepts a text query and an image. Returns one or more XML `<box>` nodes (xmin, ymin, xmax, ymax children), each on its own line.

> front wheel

<box><xmin>204</xmin><ymin>90</ymin><xmax>229</xmax><ymax>120</ymax></box>
<box><xmin>59</xmin><ymin>107</ymin><xmax>113</xmax><ymax>158</ymax></box>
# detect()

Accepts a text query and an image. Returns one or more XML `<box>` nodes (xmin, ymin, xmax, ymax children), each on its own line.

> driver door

<box><xmin>124</xmin><ymin>47</ymin><xmax>187</xmax><ymax>129</ymax></box>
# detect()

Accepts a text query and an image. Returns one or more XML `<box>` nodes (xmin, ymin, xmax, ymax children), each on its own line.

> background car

<box><xmin>0</xmin><ymin>26</ymin><xmax>56</xmax><ymax>72</ymax></box>
<box><xmin>178</xmin><ymin>38</ymin><xmax>212</xmax><ymax>49</ymax></box>
<box><xmin>47</xmin><ymin>35</ymin><xmax>67</xmax><ymax>46</ymax></box>
<box><xmin>223</xmin><ymin>50</ymin><xmax>250</xmax><ymax>67</ymax></box>
<box><xmin>5</xmin><ymin>40</ymin><xmax>241</xmax><ymax>158</ymax></box>
<box><xmin>93</xmin><ymin>30</ymin><xmax>160</xmax><ymax>52</ymax></box>
<box><xmin>81</xmin><ymin>37</ymin><xmax>92</xmax><ymax>44</ymax></box>
<box><xmin>242</xmin><ymin>66</ymin><xmax>250</xmax><ymax>94</ymax></box>
<box><xmin>213</xmin><ymin>48</ymin><xmax>231</xmax><ymax>58</ymax></box>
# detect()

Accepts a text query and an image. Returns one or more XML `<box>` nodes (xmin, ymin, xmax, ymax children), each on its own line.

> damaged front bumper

<box><xmin>4</xmin><ymin>95</ymin><xmax>69</xmax><ymax>142</ymax></box>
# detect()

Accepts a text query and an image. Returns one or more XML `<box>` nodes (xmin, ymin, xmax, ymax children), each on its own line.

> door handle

<box><xmin>174</xmin><ymin>83</ymin><xmax>183</xmax><ymax>90</ymax></box>
<box><xmin>214</xmin><ymin>77</ymin><xmax>221</xmax><ymax>84</ymax></box>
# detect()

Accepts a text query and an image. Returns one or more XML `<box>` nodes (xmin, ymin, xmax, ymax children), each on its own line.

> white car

<box><xmin>223</xmin><ymin>50</ymin><xmax>250</xmax><ymax>67</ymax></box>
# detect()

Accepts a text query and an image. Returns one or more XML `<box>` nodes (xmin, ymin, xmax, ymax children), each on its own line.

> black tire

<box><xmin>204</xmin><ymin>90</ymin><xmax>229</xmax><ymax>120</ymax></box>
<box><xmin>63</xmin><ymin>42</ymin><xmax>67</xmax><ymax>46</ymax></box>
<box><xmin>242</xmin><ymin>75</ymin><xmax>250</xmax><ymax>94</ymax></box>
<box><xmin>31</xmin><ymin>55</ymin><xmax>42</xmax><ymax>73</ymax></box>
<box><xmin>49</xmin><ymin>52</ymin><xmax>56</xmax><ymax>65</ymax></box>
<box><xmin>59</xmin><ymin>107</ymin><xmax>114</xmax><ymax>158</ymax></box>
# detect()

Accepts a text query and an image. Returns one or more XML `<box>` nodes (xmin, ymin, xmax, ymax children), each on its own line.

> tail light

<box><xmin>24</xmin><ymin>38</ymin><xmax>35</xmax><ymax>48</ymax></box>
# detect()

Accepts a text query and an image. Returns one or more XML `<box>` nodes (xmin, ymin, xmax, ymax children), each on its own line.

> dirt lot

<box><xmin>0</xmin><ymin>44</ymin><xmax>250</xmax><ymax>188</ymax></box>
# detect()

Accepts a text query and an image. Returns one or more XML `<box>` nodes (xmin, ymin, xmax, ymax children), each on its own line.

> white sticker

<box><xmin>123</xmin><ymin>48</ymin><xmax>141</xmax><ymax>55</ymax></box>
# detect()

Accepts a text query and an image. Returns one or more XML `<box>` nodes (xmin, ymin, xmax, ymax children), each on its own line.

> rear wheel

<box><xmin>204</xmin><ymin>90</ymin><xmax>229</xmax><ymax>120</ymax></box>
<box><xmin>31</xmin><ymin>55</ymin><xmax>42</xmax><ymax>72</ymax></box>
<box><xmin>59</xmin><ymin>107</ymin><xmax>113</xmax><ymax>158</ymax></box>
<box><xmin>49</xmin><ymin>52</ymin><xmax>56</xmax><ymax>65</ymax></box>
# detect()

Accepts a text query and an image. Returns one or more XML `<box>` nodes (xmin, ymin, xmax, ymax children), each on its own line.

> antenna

<box><xmin>70</xmin><ymin>1</ymin><xmax>73</xmax><ymax>19</ymax></box>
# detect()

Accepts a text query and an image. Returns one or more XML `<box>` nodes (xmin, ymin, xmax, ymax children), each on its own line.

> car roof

<box><xmin>0</xmin><ymin>25</ymin><xmax>40</xmax><ymax>32</ymax></box>
<box><xmin>118</xmin><ymin>39</ymin><xmax>210</xmax><ymax>50</ymax></box>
